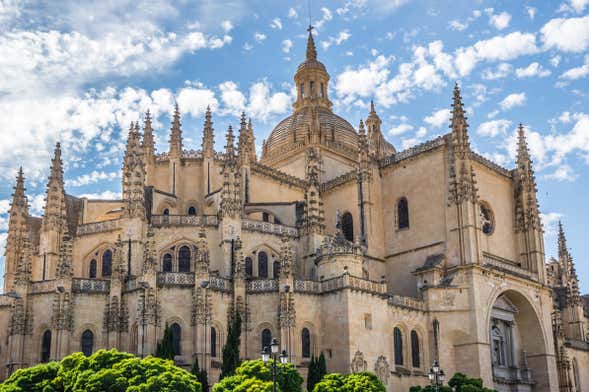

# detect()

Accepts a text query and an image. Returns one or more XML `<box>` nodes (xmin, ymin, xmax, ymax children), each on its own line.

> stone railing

<box><xmin>380</xmin><ymin>136</ymin><xmax>445</xmax><ymax>168</ymax></box>
<box><xmin>483</xmin><ymin>252</ymin><xmax>537</xmax><ymax>280</ymax></box>
<box><xmin>72</xmin><ymin>278</ymin><xmax>110</xmax><ymax>293</ymax></box>
<box><xmin>251</xmin><ymin>162</ymin><xmax>308</xmax><ymax>189</ymax></box>
<box><xmin>320</xmin><ymin>171</ymin><xmax>357</xmax><ymax>193</ymax></box>
<box><xmin>157</xmin><ymin>272</ymin><xmax>195</xmax><ymax>286</ymax></box>
<box><xmin>294</xmin><ymin>280</ymin><xmax>322</xmax><ymax>294</ymax></box>
<box><xmin>77</xmin><ymin>219</ymin><xmax>121</xmax><ymax>236</ymax></box>
<box><xmin>247</xmin><ymin>279</ymin><xmax>279</xmax><ymax>293</ymax></box>
<box><xmin>242</xmin><ymin>219</ymin><xmax>298</xmax><ymax>237</ymax></box>
<box><xmin>209</xmin><ymin>276</ymin><xmax>232</xmax><ymax>292</ymax></box>
<box><xmin>30</xmin><ymin>280</ymin><xmax>58</xmax><ymax>294</ymax></box>
<box><xmin>388</xmin><ymin>294</ymin><xmax>426</xmax><ymax>311</ymax></box>
<box><xmin>151</xmin><ymin>215</ymin><xmax>218</xmax><ymax>227</ymax></box>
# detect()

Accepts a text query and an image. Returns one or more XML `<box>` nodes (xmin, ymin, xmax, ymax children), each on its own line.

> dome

<box><xmin>262</xmin><ymin>106</ymin><xmax>359</xmax><ymax>160</ymax></box>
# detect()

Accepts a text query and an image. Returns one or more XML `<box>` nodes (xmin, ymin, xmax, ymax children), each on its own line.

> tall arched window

<box><xmin>188</xmin><ymin>206</ymin><xmax>196</xmax><ymax>216</ymax></box>
<box><xmin>342</xmin><ymin>212</ymin><xmax>354</xmax><ymax>242</ymax></box>
<box><xmin>41</xmin><ymin>330</ymin><xmax>51</xmax><ymax>363</ymax></box>
<box><xmin>89</xmin><ymin>259</ymin><xmax>97</xmax><ymax>278</ymax></box>
<box><xmin>301</xmin><ymin>328</ymin><xmax>311</xmax><ymax>358</ymax></box>
<box><xmin>163</xmin><ymin>253</ymin><xmax>173</xmax><ymax>272</ymax></box>
<box><xmin>211</xmin><ymin>327</ymin><xmax>217</xmax><ymax>358</ymax></box>
<box><xmin>245</xmin><ymin>257</ymin><xmax>253</xmax><ymax>277</ymax></box>
<box><xmin>102</xmin><ymin>250</ymin><xmax>112</xmax><ymax>277</ymax></box>
<box><xmin>178</xmin><ymin>246</ymin><xmax>191</xmax><ymax>272</ymax></box>
<box><xmin>397</xmin><ymin>198</ymin><xmax>409</xmax><ymax>229</ymax></box>
<box><xmin>171</xmin><ymin>323</ymin><xmax>181</xmax><ymax>356</ymax></box>
<box><xmin>394</xmin><ymin>327</ymin><xmax>403</xmax><ymax>365</ymax></box>
<box><xmin>411</xmin><ymin>330</ymin><xmax>420</xmax><ymax>368</ymax></box>
<box><xmin>273</xmin><ymin>260</ymin><xmax>280</xmax><ymax>279</ymax></box>
<box><xmin>81</xmin><ymin>330</ymin><xmax>94</xmax><ymax>356</ymax></box>
<box><xmin>258</xmin><ymin>252</ymin><xmax>268</xmax><ymax>279</ymax></box>
<box><xmin>261</xmin><ymin>328</ymin><xmax>272</xmax><ymax>351</ymax></box>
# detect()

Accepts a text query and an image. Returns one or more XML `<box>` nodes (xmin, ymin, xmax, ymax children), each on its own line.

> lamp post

<box><xmin>428</xmin><ymin>359</ymin><xmax>445</xmax><ymax>392</ymax></box>
<box><xmin>261</xmin><ymin>338</ymin><xmax>288</xmax><ymax>392</ymax></box>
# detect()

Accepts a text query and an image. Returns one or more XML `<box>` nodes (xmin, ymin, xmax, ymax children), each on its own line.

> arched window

<box><xmin>81</xmin><ymin>330</ymin><xmax>94</xmax><ymax>356</ymax></box>
<box><xmin>245</xmin><ymin>257</ymin><xmax>253</xmax><ymax>277</ymax></box>
<box><xmin>178</xmin><ymin>246</ymin><xmax>191</xmax><ymax>272</ymax></box>
<box><xmin>342</xmin><ymin>212</ymin><xmax>354</xmax><ymax>242</ymax></box>
<box><xmin>411</xmin><ymin>330</ymin><xmax>420</xmax><ymax>368</ymax></box>
<box><xmin>89</xmin><ymin>259</ymin><xmax>97</xmax><ymax>278</ymax></box>
<box><xmin>258</xmin><ymin>252</ymin><xmax>268</xmax><ymax>279</ymax></box>
<box><xmin>187</xmin><ymin>206</ymin><xmax>196</xmax><ymax>216</ymax></box>
<box><xmin>163</xmin><ymin>208</ymin><xmax>170</xmax><ymax>216</ymax></box>
<box><xmin>162</xmin><ymin>253</ymin><xmax>173</xmax><ymax>272</ymax></box>
<box><xmin>394</xmin><ymin>327</ymin><xmax>403</xmax><ymax>365</ymax></box>
<box><xmin>261</xmin><ymin>328</ymin><xmax>272</xmax><ymax>351</ymax></box>
<box><xmin>273</xmin><ymin>260</ymin><xmax>280</xmax><ymax>279</ymax></box>
<box><xmin>301</xmin><ymin>328</ymin><xmax>311</xmax><ymax>358</ymax></box>
<box><xmin>491</xmin><ymin>325</ymin><xmax>506</xmax><ymax>366</ymax></box>
<box><xmin>211</xmin><ymin>327</ymin><xmax>217</xmax><ymax>358</ymax></box>
<box><xmin>397</xmin><ymin>198</ymin><xmax>409</xmax><ymax>229</ymax></box>
<box><xmin>171</xmin><ymin>323</ymin><xmax>181</xmax><ymax>356</ymax></box>
<box><xmin>41</xmin><ymin>330</ymin><xmax>51</xmax><ymax>363</ymax></box>
<box><xmin>102</xmin><ymin>250</ymin><xmax>112</xmax><ymax>277</ymax></box>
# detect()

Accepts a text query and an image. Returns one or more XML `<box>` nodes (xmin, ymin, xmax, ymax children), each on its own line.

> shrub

<box><xmin>313</xmin><ymin>372</ymin><xmax>385</xmax><ymax>392</ymax></box>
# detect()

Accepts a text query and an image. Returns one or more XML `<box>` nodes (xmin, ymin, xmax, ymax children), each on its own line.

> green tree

<box><xmin>213</xmin><ymin>359</ymin><xmax>303</xmax><ymax>392</ymax></box>
<box><xmin>307</xmin><ymin>353</ymin><xmax>327</xmax><ymax>392</ymax></box>
<box><xmin>220</xmin><ymin>311</ymin><xmax>242</xmax><ymax>379</ymax></box>
<box><xmin>191</xmin><ymin>357</ymin><xmax>209</xmax><ymax>392</ymax></box>
<box><xmin>1</xmin><ymin>349</ymin><xmax>201</xmax><ymax>392</ymax></box>
<box><xmin>312</xmin><ymin>372</ymin><xmax>385</xmax><ymax>392</ymax></box>
<box><xmin>409</xmin><ymin>372</ymin><xmax>496</xmax><ymax>392</ymax></box>
<box><xmin>156</xmin><ymin>324</ymin><xmax>175</xmax><ymax>360</ymax></box>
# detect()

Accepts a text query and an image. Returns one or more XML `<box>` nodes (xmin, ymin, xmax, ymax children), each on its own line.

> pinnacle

<box><xmin>306</xmin><ymin>25</ymin><xmax>317</xmax><ymax>61</ymax></box>
<box><xmin>359</xmin><ymin>119</ymin><xmax>365</xmax><ymax>134</ymax></box>
<box><xmin>370</xmin><ymin>100</ymin><xmax>375</xmax><ymax>114</ymax></box>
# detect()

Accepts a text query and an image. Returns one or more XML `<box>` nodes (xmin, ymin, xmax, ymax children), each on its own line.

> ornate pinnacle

<box><xmin>144</xmin><ymin>109</ymin><xmax>152</xmax><ymax>129</ymax></box>
<box><xmin>558</xmin><ymin>221</ymin><xmax>568</xmax><ymax>260</ymax></box>
<box><xmin>169</xmin><ymin>103</ymin><xmax>183</xmax><ymax>155</ymax></box>
<box><xmin>306</xmin><ymin>25</ymin><xmax>317</xmax><ymax>61</ymax></box>
<box><xmin>225</xmin><ymin>125</ymin><xmax>235</xmax><ymax>158</ymax></box>
<box><xmin>11</xmin><ymin>167</ymin><xmax>27</xmax><ymax>212</ymax></box>
<box><xmin>359</xmin><ymin>119</ymin><xmax>365</xmax><ymax>136</ymax></box>
<box><xmin>450</xmin><ymin>82</ymin><xmax>469</xmax><ymax>154</ymax></box>
<box><xmin>370</xmin><ymin>100</ymin><xmax>376</xmax><ymax>114</ymax></box>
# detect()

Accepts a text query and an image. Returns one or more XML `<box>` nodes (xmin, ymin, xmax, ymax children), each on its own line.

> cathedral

<box><xmin>1</xmin><ymin>28</ymin><xmax>588</xmax><ymax>392</ymax></box>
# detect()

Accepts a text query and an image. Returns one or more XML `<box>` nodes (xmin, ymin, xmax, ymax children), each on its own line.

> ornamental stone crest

<box><xmin>374</xmin><ymin>355</ymin><xmax>390</xmax><ymax>385</ymax></box>
<box><xmin>351</xmin><ymin>350</ymin><xmax>367</xmax><ymax>373</ymax></box>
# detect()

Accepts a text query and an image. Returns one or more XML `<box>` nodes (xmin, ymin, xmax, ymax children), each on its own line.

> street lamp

<box><xmin>428</xmin><ymin>360</ymin><xmax>445</xmax><ymax>392</ymax></box>
<box><xmin>261</xmin><ymin>338</ymin><xmax>288</xmax><ymax>392</ymax></box>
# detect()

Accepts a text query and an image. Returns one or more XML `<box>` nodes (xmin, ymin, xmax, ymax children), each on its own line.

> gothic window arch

<box><xmin>394</xmin><ymin>327</ymin><xmax>403</xmax><ymax>366</ymax></box>
<box><xmin>411</xmin><ymin>330</ymin><xmax>420</xmax><ymax>368</ymax></box>
<box><xmin>162</xmin><ymin>253</ymin><xmax>173</xmax><ymax>272</ymax></box>
<box><xmin>273</xmin><ymin>260</ymin><xmax>280</xmax><ymax>279</ymax></box>
<box><xmin>491</xmin><ymin>325</ymin><xmax>506</xmax><ymax>366</ymax></box>
<box><xmin>89</xmin><ymin>259</ymin><xmax>97</xmax><ymax>279</ymax></box>
<box><xmin>479</xmin><ymin>202</ymin><xmax>495</xmax><ymax>235</ymax></box>
<box><xmin>301</xmin><ymin>328</ymin><xmax>311</xmax><ymax>358</ymax></box>
<box><xmin>397</xmin><ymin>198</ymin><xmax>409</xmax><ymax>230</ymax></box>
<box><xmin>187</xmin><ymin>206</ymin><xmax>197</xmax><ymax>216</ymax></box>
<box><xmin>102</xmin><ymin>249</ymin><xmax>112</xmax><ymax>277</ymax></box>
<box><xmin>81</xmin><ymin>330</ymin><xmax>94</xmax><ymax>356</ymax></box>
<box><xmin>245</xmin><ymin>257</ymin><xmax>253</xmax><ymax>277</ymax></box>
<box><xmin>171</xmin><ymin>323</ymin><xmax>181</xmax><ymax>356</ymax></box>
<box><xmin>261</xmin><ymin>328</ymin><xmax>272</xmax><ymax>351</ymax></box>
<box><xmin>342</xmin><ymin>212</ymin><xmax>354</xmax><ymax>242</ymax></box>
<box><xmin>41</xmin><ymin>330</ymin><xmax>51</xmax><ymax>363</ymax></box>
<box><xmin>211</xmin><ymin>327</ymin><xmax>217</xmax><ymax>358</ymax></box>
<box><xmin>178</xmin><ymin>246</ymin><xmax>191</xmax><ymax>272</ymax></box>
<box><xmin>258</xmin><ymin>252</ymin><xmax>268</xmax><ymax>279</ymax></box>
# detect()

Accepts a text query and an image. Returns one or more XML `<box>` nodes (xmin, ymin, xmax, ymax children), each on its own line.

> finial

<box><xmin>135</xmin><ymin>121</ymin><xmax>140</xmax><ymax>132</ymax></box>
<box><xmin>370</xmin><ymin>100</ymin><xmax>375</xmax><ymax>114</ymax></box>
<box><xmin>359</xmin><ymin>119</ymin><xmax>365</xmax><ymax>134</ymax></box>
<box><xmin>306</xmin><ymin>25</ymin><xmax>317</xmax><ymax>61</ymax></box>
<box><xmin>240</xmin><ymin>112</ymin><xmax>247</xmax><ymax>127</ymax></box>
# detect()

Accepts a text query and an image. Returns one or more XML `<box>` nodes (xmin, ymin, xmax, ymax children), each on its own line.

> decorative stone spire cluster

<box><xmin>301</xmin><ymin>148</ymin><xmax>325</xmax><ymax>234</ymax></box>
<box><xmin>514</xmin><ymin>124</ymin><xmax>540</xmax><ymax>232</ymax></box>
<box><xmin>202</xmin><ymin>106</ymin><xmax>215</xmax><ymax>157</ymax></box>
<box><xmin>279</xmin><ymin>235</ymin><xmax>294</xmax><ymax>279</ymax></box>
<box><xmin>357</xmin><ymin>120</ymin><xmax>369</xmax><ymax>172</ymax></box>
<box><xmin>42</xmin><ymin>143</ymin><xmax>68</xmax><ymax>234</ymax></box>
<box><xmin>55</xmin><ymin>233</ymin><xmax>73</xmax><ymax>279</ymax></box>
<box><xmin>142</xmin><ymin>110</ymin><xmax>155</xmax><ymax>158</ymax></box>
<box><xmin>220</xmin><ymin>125</ymin><xmax>241</xmax><ymax>218</ymax></box>
<box><xmin>169</xmin><ymin>103</ymin><xmax>183</xmax><ymax>157</ymax></box>
<box><xmin>123</xmin><ymin>122</ymin><xmax>146</xmax><ymax>220</ymax></box>
<box><xmin>238</xmin><ymin>112</ymin><xmax>255</xmax><ymax>165</ymax></box>
<box><xmin>557</xmin><ymin>222</ymin><xmax>581</xmax><ymax>305</ymax></box>
<box><xmin>195</xmin><ymin>225</ymin><xmax>210</xmax><ymax>274</ymax></box>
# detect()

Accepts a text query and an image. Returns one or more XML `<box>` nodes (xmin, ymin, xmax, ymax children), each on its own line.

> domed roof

<box><xmin>262</xmin><ymin>106</ymin><xmax>359</xmax><ymax>160</ymax></box>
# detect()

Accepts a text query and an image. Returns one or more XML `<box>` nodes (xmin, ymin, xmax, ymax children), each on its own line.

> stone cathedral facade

<box><xmin>1</xmin><ymin>29</ymin><xmax>588</xmax><ymax>392</ymax></box>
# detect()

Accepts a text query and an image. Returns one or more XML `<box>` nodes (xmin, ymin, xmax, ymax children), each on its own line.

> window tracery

<box><xmin>480</xmin><ymin>202</ymin><xmax>495</xmax><ymax>235</ymax></box>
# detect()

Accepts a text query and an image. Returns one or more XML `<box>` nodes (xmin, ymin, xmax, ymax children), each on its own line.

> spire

<box><xmin>238</xmin><ymin>112</ymin><xmax>252</xmax><ymax>164</ymax></box>
<box><xmin>306</xmin><ymin>25</ymin><xmax>317</xmax><ymax>61</ymax></box>
<box><xmin>220</xmin><ymin>125</ymin><xmax>241</xmax><ymax>218</ymax></box>
<box><xmin>248</xmin><ymin>118</ymin><xmax>256</xmax><ymax>162</ymax></box>
<box><xmin>202</xmin><ymin>106</ymin><xmax>215</xmax><ymax>156</ymax></box>
<box><xmin>450</xmin><ymin>82</ymin><xmax>470</xmax><ymax>156</ymax></box>
<box><xmin>10</xmin><ymin>167</ymin><xmax>28</xmax><ymax>218</ymax></box>
<box><xmin>169</xmin><ymin>103</ymin><xmax>183</xmax><ymax>157</ymax></box>
<box><xmin>514</xmin><ymin>124</ymin><xmax>540</xmax><ymax>233</ymax></box>
<box><xmin>557</xmin><ymin>221</ymin><xmax>581</xmax><ymax>305</ymax></box>
<box><xmin>123</xmin><ymin>120</ymin><xmax>146</xmax><ymax>219</ymax></box>
<box><xmin>42</xmin><ymin>142</ymin><xmax>67</xmax><ymax>233</ymax></box>
<box><xmin>516</xmin><ymin>123</ymin><xmax>535</xmax><ymax>181</ymax></box>
<box><xmin>225</xmin><ymin>125</ymin><xmax>235</xmax><ymax>159</ymax></box>
<box><xmin>558</xmin><ymin>221</ymin><xmax>568</xmax><ymax>261</ymax></box>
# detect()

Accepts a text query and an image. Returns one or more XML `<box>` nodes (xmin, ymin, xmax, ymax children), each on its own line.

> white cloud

<box><xmin>541</xmin><ymin>15</ymin><xmax>589</xmax><ymax>52</ymax></box>
<box><xmin>242</xmin><ymin>42</ymin><xmax>253</xmax><ymax>51</ymax></box>
<box><xmin>177</xmin><ymin>86</ymin><xmax>218</xmax><ymax>117</ymax></box>
<box><xmin>526</xmin><ymin>6</ymin><xmax>536</xmax><ymax>20</ymax></box>
<box><xmin>482</xmin><ymin>63</ymin><xmax>512</xmax><ymax>80</ymax></box>
<box><xmin>221</xmin><ymin>20</ymin><xmax>233</xmax><ymax>33</ymax></box>
<box><xmin>570</xmin><ymin>0</ymin><xmax>589</xmax><ymax>13</ymax></box>
<box><xmin>0</xmin><ymin>199</ymin><xmax>9</xmax><ymax>214</ymax></box>
<box><xmin>500</xmin><ymin>93</ymin><xmax>526</xmax><ymax>110</ymax></box>
<box><xmin>488</xmin><ymin>11</ymin><xmax>511</xmax><ymax>30</ymax></box>
<box><xmin>28</xmin><ymin>194</ymin><xmax>45</xmax><ymax>215</ymax></box>
<box><xmin>321</xmin><ymin>30</ymin><xmax>351</xmax><ymax>50</ymax></box>
<box><xmin>65</xmin><ymin>170</ymin><xmax>118</xmax><ymax>187</ymax></box>
<box><xmin>335</xmin><ymin>55</ymin><xmax>392</xmax><ymax>100</ymax></box>
<box><xmin>288</xmin><ymin>8</ymin><xmax>297</xmax><ymax>18</ymax></box>
<box><xmin>247</xmin><ymin>80</ymin><xmax>291</xmax><ymax>121</ymax></box>
<box><xmin>541</xmin><ymin>212</ymin><xmax>564</xmax><ymax>237</ymax></box>
<box><xmin>254</xmin><ymin>32</ymin><xmax>266</xmax><ymax>43</ymax></box>
<box><xmin>423</xmin><ymin>109</ymin><xmax>451</xmax><ymax>129</ymax></box>
<box><xmin>282</xmin><ymin>39</ymin><xmax>293</xmax><ymax>53</ymax></box>
<box><xmin>550</xmin><ymin>55</ymin><xmax>561</xmax><ymax>67</ymax></box>
<box><xmin>270</xmin><ymin>18</ymin><xmax>282</xmax><ymax>30</ymax></box>
<box><xmin>560</xmin><ymin>55</ymin><xmax>589</xmax><ymax>79</ymax></box>
<box><xmin>315</xmin><ymin>7</ymin><xmax>333</xmax><ymax>29</ymax></box>
<box><xmin>219</xmin><ymin>81</ymin><xmax>246</xmax><ymax>114</ymax></box>
<box><xmin>515</xmin><ymin>62</ymin><xmax>551</xmax><ymax>78</ymax></box>
<box><xmin>544</xmin><ymin>164</ymin><xmax>578</xmax><ymax>181</ymax></box>
<box><xmin>389</xmin><ymin>123</ymin><xmax>413</xmax><ymax>136</ymax></box>
<box><xmin>79</xmin><ymin>190</ymin><xmax>121</xmax><ymax>200</ymax></box>
<box><xmin>449</xmin><ymin>20</ymin><xmax>468</xmax><ymax>31</ymax></box>
<box><xmin>477</xmin><ymin>119</ymin><xmax>512</xmax><ymax>137</ymax></box>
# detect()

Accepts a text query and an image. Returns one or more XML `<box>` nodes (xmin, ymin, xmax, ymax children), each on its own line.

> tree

<box><xmin>191</xmin><ymin>357</ymin><xmax>209</xmax><ymax>392</ymax></box>
<box><xmin>213</xmin><ymin>360</ymin><xmax>303</xmax><ymax>392</ymax></box>
<box><xmin>1</xmin><ymin>349</ymin><xmax>201</xmax><ymax>392</ymax></box>
<box><xmin>156</xmin><ymin>324</ymin><xmax>175</xmax><ymax>360</ymax></box>
<box><xmin>317</xmin><ymin>353</ymin><xmax>327</xmax><ymax>383</ymax></box>
<box><xmin>312</xmin><ymin>372</ymin><xmax>385</xmax><ymax>392</ymax></box>
<box><xmin>220</xmin><ymin>311</ymin><xmax>242</xmax><ymax>379</ymax></box>
<box><xmin>307</xmin><ymin>353</ymin><xmax>327</xmax><ymax>392</ymax></box>
<box><xmin>409</xmin><ymin>372</ymin><xmax>497</xmax><ymax>392</ymax></box>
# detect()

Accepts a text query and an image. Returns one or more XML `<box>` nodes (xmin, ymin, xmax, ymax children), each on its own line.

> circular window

<box><xmin>479</xmin><ymin>203</ymin><xmax>494</xmax><ymax>235</ymax></box>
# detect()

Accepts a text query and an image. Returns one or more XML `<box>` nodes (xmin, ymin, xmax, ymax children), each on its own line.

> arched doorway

<box><xmin>488</xmin><ymin>290</ymin><xmax>554</xmax><ymax>392</ymax></box>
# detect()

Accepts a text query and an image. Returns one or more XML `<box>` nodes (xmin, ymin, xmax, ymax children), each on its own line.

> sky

<box><xmin>0</xmin><ymin>0</ymin><xmax>588</xmax><ymax>292</ymax></box>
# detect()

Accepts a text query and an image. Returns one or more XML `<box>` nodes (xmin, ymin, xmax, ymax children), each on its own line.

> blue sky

<box><xmin>1</xmin><ymin>0</ymin><xmax>588</xmax><ymax>292</ymax></box>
